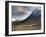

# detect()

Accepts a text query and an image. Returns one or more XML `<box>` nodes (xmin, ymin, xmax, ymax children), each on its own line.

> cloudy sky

<box><xmin>12</xmin><ymin>6</ymin><xmax>41</xmax><ymax>21</ymax></box>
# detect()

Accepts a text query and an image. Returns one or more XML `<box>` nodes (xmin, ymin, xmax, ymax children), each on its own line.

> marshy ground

<box><xmin>12</xmin><ymin>18</ymin><xmax>41</xmax><ymax>31</ymax></box>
